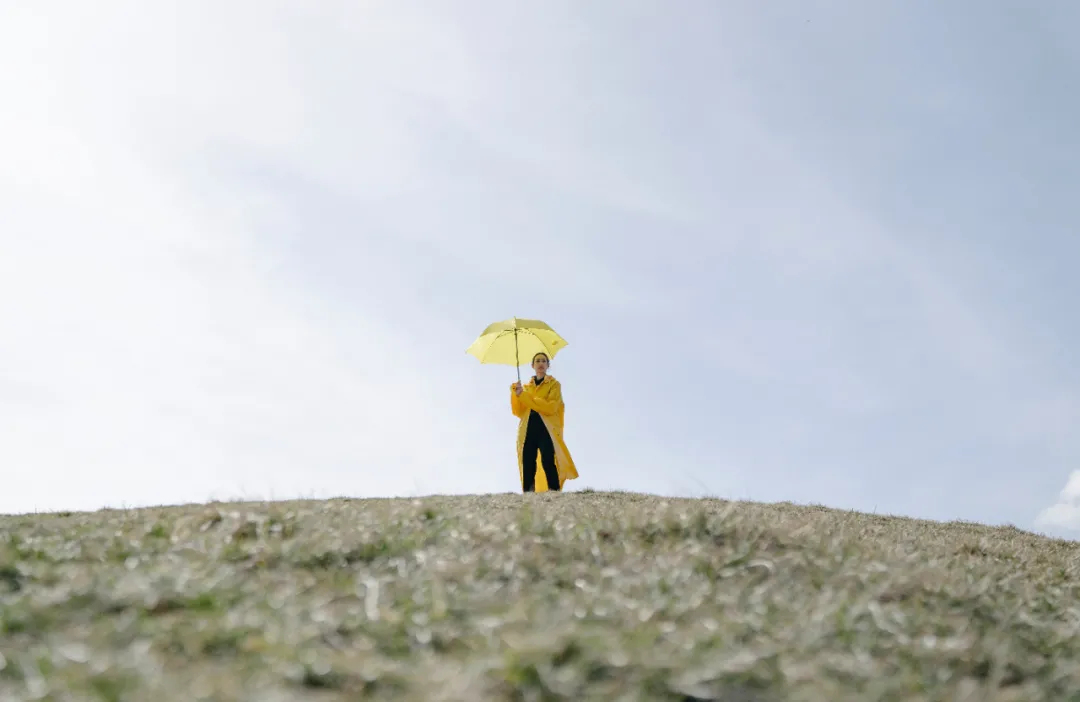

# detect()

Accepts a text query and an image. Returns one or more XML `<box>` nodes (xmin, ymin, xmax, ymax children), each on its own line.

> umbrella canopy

<box><xmin>466</xmin><ymin>317</ymin><xmax>568</xmax><ymax>381</ymax></box>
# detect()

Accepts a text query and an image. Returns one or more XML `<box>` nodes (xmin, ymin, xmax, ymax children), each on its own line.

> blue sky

<box><xmin>2</xmin><ymin>1</ymin><xmax>1079</xmax><ymax>538</ymax></box>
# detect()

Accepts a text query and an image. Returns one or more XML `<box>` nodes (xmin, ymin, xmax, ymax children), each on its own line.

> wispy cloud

<box><xmin>0</xmin><ymin>1</ymin><xmax>513</xmax><ymax>513</ymax></box>
<box><xmin>1035</xmin><ymin>471</ymin><xmax>1080</xmax><ymax>533</ymax></box>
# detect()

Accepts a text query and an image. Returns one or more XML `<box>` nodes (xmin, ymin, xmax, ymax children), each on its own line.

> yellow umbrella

<box><xmin>466</xmin><ymin>317</ymin><xmax>568</xmax><ymax>382</ymax></box>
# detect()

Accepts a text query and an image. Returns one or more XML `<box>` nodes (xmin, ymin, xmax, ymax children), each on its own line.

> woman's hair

<box><xmin>532</xmin><ymin>352</ymin><xmax>550</xmax><ymax>365</ymax></box>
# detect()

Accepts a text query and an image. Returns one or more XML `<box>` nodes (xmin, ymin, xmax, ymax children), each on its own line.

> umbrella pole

<box><xmin>514</xmin><ymin>328</ymin><xmax>521</xmax><ymax>383</ymax></box>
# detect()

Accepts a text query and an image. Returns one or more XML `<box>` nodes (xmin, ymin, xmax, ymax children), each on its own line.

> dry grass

<box><xmin>0</xmin><ymin>490</ymin><xmax>1078</xmax><ymax>701</ymax></box>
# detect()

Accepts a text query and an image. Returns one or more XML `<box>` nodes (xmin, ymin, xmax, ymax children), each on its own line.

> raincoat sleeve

<box><xmin>510</xmin><ymin>384</ymin><xmax>527</xmax><ymax>418</ymax></box>
<box><xmin>518</xmin><ymin>380</ymin><xmax>563</xmax><ymax>417</ymax></box>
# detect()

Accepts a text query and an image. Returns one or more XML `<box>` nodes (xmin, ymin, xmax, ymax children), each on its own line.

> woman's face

<box><xmin>532</xmin><ymin>355</ymin><xmax>549</xmax><ymax>375</ymax></box>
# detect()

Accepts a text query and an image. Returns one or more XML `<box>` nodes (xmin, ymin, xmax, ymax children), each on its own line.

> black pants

<box><xmin>522</xmin><ymin>416</ymin><xmax>560</xmax><ymax>492</ymax></box>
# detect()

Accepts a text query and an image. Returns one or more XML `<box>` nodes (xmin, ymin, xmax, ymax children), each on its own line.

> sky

<box><xmin>2</xmin><ymin>1</ymin><xmax>1079</xmax><ymax>538</ymax></box>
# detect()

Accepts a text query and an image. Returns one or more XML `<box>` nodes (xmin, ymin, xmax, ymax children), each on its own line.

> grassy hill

<box><xmin>0</xmin><ymin>491</ymin><xmax>1077</xmax><ymax>701</ymax></box>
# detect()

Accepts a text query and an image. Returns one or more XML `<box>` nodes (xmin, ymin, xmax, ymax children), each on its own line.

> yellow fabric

<box><xmin>510</xmin><ymin>375</ymin><xmax>579</xmax><ymax>492</ymax></box>
<box><xmin>466</xmin><ymin>317</ymin><xmax>568</xmax><ymax>368</ymax></box>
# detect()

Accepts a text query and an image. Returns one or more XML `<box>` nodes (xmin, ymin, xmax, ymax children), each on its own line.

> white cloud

<box><xmin>0</xmin><ymin>1</ymin><xmax>520</xmax><ymax>514</ymax></box>
<box><xmin>1035</xmin><ymin>471</ymin><xmax>1080</xmax><ymax>533</ymax></box>
<box><xmin>0</xmin><ymin>142</ymin><xmax>506</xmax><ymax>512</ymax></box>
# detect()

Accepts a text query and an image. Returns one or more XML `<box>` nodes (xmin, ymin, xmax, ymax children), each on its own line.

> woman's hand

<box><xmin>514</xmin><ymin>382</ymin><xmax>523</xmax><ymax>396</ymax></box>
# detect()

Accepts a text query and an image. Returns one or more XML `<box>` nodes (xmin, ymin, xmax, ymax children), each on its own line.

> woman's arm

<box><xmin>510</xmin><ymin>383</ymin><xmax>527</xmax><ymax>418</ymax></box>
<box><xmin>518</xmin><ymin>381</ymin><xmax>563</xmax><ymax>417</ymax></box>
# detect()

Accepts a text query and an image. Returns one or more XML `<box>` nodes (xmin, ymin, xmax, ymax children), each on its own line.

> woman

<box><xmin>510</xmin><ymin>352</ymin><xmax>579</xmax><ymax>492</ymax></box>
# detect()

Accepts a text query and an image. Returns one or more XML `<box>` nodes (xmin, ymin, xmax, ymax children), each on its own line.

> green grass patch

<box><xmin>0</xmin><ymin>492</ymin><xmax>1075</xmax><ymax>700</ymax></box>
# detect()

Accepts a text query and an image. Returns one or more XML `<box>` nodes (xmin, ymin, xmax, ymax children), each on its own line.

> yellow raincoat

<box><xmin>510</xmin><ymin>375</ymin><xmax>579</xmax><ymax>492</ymax></box>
